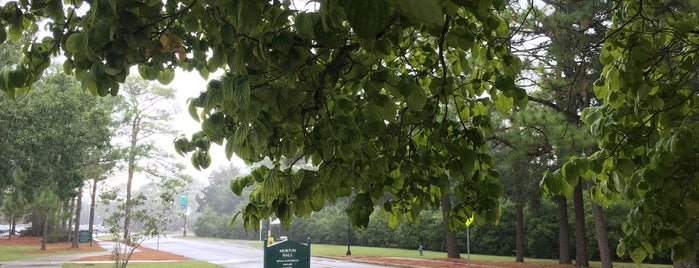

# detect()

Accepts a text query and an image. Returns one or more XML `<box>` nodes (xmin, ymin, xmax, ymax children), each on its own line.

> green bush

<box><xmin>194</xmin><ymin>207</ymin><xmax>228</xmax><ymax>238</ymax></box>
<box><xmin>47</xmin><ymin>231</ymin><xmax>69</xmax><ymax>243</ymax></box>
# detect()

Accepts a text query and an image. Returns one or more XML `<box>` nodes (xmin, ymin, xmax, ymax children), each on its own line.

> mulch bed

<box><xmin>0</xmin><ymin>235</ymin><xmax>191</xmax><ymax>261</ymax></box>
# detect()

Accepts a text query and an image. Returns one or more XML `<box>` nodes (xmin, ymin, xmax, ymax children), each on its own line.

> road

<box><xmin>140</xmin><ymin>236</ymin><xmax>396</xmax><ymax>268</ymax></box>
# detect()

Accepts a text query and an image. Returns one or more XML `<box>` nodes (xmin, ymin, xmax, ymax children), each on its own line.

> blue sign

<box><xmin>180</xmin><ymin>194</ymin><xmax>187</xmax><ymax>208</ymax></box>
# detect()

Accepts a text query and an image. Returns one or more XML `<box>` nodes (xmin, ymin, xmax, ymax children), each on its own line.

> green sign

<box><xmin>264</xmin><ymin>238</ymin><xmax>311</xmax><ymax>268</ymax></box>
<box><xmin>78</xmin><ymin>230</ymin><xmax>92</xmax><ymax>243</ymax></box>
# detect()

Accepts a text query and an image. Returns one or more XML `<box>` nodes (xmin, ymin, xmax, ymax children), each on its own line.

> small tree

<box><xmin>32</xmin><ymin>188</ymin><xmax>62</xmax><ymax>250</ymax></box>
<box><xmin>100</xmin><ymin>180</ymin><xmax>182</xmax><ymax>268</ymax></box>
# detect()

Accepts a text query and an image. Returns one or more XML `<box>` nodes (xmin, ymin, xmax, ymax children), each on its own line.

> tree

<box><xmin>514</xmin><ymin>0</ymin><xmax>613</xmax><ymax>266</ymax></box>
<box><xmin>0</xmin><ymin>62</ymin><xmax>113</xmax><ymax>244</ymax></box>
<box><xmin>100</xmin><ymin>175</ymin><xmax>186</xmax><ymax>268</ymax></box>
<box><xmin>85</xmin><ymin>148</ymin><xmax>117</xmax><ymax>247</ymax></box>
<box><xmin>111</xmin><ymin>76</ymin><xmax>178</xmax><ymax>243</ymax></box>
<box><xmin>542</xmin><ymin>0</ymin><xmax>699</xmax><ymax>264</ymax></box>
<box><xmin>73</xmin><ymin>146</ymin><xmax>116</xmax><ymax>248</ymax></box>
<box><xmin>31</xmin><ymin>187</ymin><xmax>61</xmax><ymax>250</ymax></box>
<box><xmin>192</xmin><ymin>165</ymin><xmax>250</xmax><ymax>239</ymax></box>
<box><xmin>195</xmin><ymin>165</ymin><xmax>246</xmax><ymax>215</ymax></box>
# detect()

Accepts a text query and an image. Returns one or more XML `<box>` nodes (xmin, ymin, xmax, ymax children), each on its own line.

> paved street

<box><xmin>140</xmin><ymin>236</ymin><xmax>396</xmax><ymax>268</ymax></box>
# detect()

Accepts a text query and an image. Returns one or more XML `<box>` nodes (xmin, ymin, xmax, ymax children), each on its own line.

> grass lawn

<box><xmin>241</xmin><ymin>239</ymin><xmax>671</xmax><ymax>268</ymax></box>
<box><xmin>63</xmin><ymin>261</ymin><xmax>221</xmax><ymax>268</ymax></box>
<box><xmin>0</xmin><ymin>244</ymin><xmax>103</xmax><ymax>262</ymax></box>
<box><xmin>0</xmin><ymin>245</ymin><xmax>51</xmax><ymax>261</ymax></box>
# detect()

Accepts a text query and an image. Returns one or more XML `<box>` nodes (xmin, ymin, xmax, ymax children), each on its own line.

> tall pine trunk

<box><xmin>440</xmin><ymin>193</ymin><xmax>460</xmax><ymax>258</ymax></box>
<box><xmin>574</xmin><ymin>178</ymin><xmax>588</xmax><ymax>267</ymax></box>
<box><xmin>72</xmin><ymin>186</ymin><xmax>83</xmax><ymax>248</ymax></box>
<box><xmin>590</xmin><ymin>196</ymin><xmax>612</xmax><ymax>268</ymax></box>
<box><xmin>41</xmin><ymin>214</ymin><xmax>48</xmax><ymax>250</ymax></box>
<box><xmin>89</xmin><ymin>179</ymin><xmax>98</xmax><ymax>244</ymax></box>
<box><xmin>9</xmin><ymin>214</ymin><xmax>15</xmax><ymax>239</ymax></box>
<box><xmin>515</xmin><ymin>201</ymin><xmax>525</xmax><ymax>262</ymax></box>
<box><xmin>124</xmin><ymin>118</ymin><xmax>139</xmax><ymax>244</ymax></box>
<box><xmin>673</xmin><ymin>258</ymin><xmax>698</xmax><ymax>268</ymax></box>
<box><xmin>557</xmin><ymin>195</ymin><xmax>571</xmax><ymax>264</ymax></box>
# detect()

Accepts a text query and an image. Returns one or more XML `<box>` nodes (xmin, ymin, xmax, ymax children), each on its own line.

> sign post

<box><xmin>264</xmin><ymin>237</ymin><xmax>311</xmax><ymax>268</ymax></box>
<box><xmin>465</xmin><ymin>215</ymin><xmax>474</xmax><ymax>268</ymax></box>
<box><xmin>181</xmin><ymin>194</ymin><xmax>187</xmax><ymax>237</ymax></box>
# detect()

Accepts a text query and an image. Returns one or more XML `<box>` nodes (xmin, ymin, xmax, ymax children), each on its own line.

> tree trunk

<box><xmin>124</xmin><ymin>167</ymin><xmax>133</xmax><ymax>243</ymax></box>
<box><xmin>124</xmin><ymin>117</ymin><xmax>139</xmax><ymax>244</ymax></box>
<box><xmin>590</xmin><ymin>197</ymin><xmax>612</xmax><ymax>268</ymax></box>
<box><xmin>440</xmin><ymin>194</ymin><xmax>461</xmax><ymax>259</ymax></box>
<box><xmin>67</xmin><ymin>198</ymin><xmax>74</xmax><ymax>243</ymax></box>
<box><xmin>72</xmin><ymin>186</ymin><xmax>83</xmax><ymax>248</ymax></box>
<box><xmin>89</xmin><ymin>179</ymin><xmax>98</xmax><ymax>244</ymax></box>
<box><xmin>31</xmin><ymin>213</ymin><xmax>41</xmax><ymax>236</ymax></box>
<box><xmin>10</xmin><ymin>214</ymin><xmax>15</xmax><ymax>239</ymax></box>
<box><xmin>556</xmin><ymin>195</ymin><xmax>571</xmax><ymax>264</ymax></box>
<box><xmin>41</xmin><ymin>215</ymin><xmax>48</xmax><ymax>250</ymax></box>
<box><xmin>574</xmin><ymin>179</ymin><xmax>588</xmax><ymax>267</ymax></box>
<box><xmin>515</xmin><ymin>201</ymin><xmax>525</xmax><ymax>262</ymax></box>
<box><xmin>673</xmin><ymin>259</ymin><xmax>697</xmax><ymax>268</ymax></box>
<box><xmin>62</xmin><ymin>199</ymin><xmax>70</xmax><ymax>232</ymax></box>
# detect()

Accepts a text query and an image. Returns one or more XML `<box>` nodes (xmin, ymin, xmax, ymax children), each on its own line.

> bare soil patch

<box><xmin>72</xmin><ymin>245</ymin><xmax>192</xmax><ymax>262</ymax></box>
<box><xmin>0</xmin><ymin>236</ymin><xmax>98</xmax><ymax>254</ymax></box>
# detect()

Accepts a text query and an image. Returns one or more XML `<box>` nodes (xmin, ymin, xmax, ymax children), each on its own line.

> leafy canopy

<box><xmin>0</xmin><ymin>0</ymin><xmax>524</xmax><ymax>231</ymax></box>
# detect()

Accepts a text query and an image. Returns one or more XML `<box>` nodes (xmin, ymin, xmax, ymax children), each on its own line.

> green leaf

<box><xmin>616</xmin><ymin>241</ymin><xmax>627</xmax><ymax>258</ymax></box>
<box><xmin>561</xmin><ymin>161</ymin><xmax>578</xmax><ymax>180</ymax></box>
<box><xmin>616</xmin><ymin>158</ymin><xmax>636</xmax><ymax>178</ymax></box>
<box><xmin>187</xmin><ymin>98</ymin><xmax>200</xmax><ymax>122</ymax></box>
<box><xmin>494</xmin><ymin>94</ymin><xmax>513</xmax><ymax>114</ymax></box>
<box><xmin>65</xmin><ymin>32</ymin><xmax>85</xmax><ymax>53</ymax></box>
<box><xmin>406</xmin><ymin>84</ymin><xmax>427</xmax><ymax>111</ymax></box>
<box><xmin>236</xmin><ymin>0</ymin><xmax>262</xmax><ymax>34</ymax></box>
<box><xmin>389</xmin><ymin>0</ymin><xmax>444</xmax><ymax>29</ymax></box>
<box><xmin>347</xmin><ymin>192</ymin><xmax>374</xmax><ymax>229</ymax></box>
<box><xmin>225</xmin><ymin>135</ymin><xmax>236</xmax><ymax>160</ymax></box>
<box><xmin>559</xmin><ymin>177</ymin><xmax>574</xmax><ymax>197</ymax></box>
<box><xmin>157</xmin><ymin>68</ymin><xmax>175</xmax><ymax>85</ymax></box>
<box><xmin>233</xmin><ymin>76</ymin><xmax>250</xmax><ymax>109</ymax></box>
<box><xmin>629</xmin><ymin>247</ymin><xmax>647</xmax><ymax>264</ymax></box>
<box><xmin>341</xmin><ymin>0</ymin><xmax>392</xmax><ymax>39</ymax></box>
<box><xmin>138</xmin><ymin>65</ymin><xmax>159</xmax><ymax>80</ymax></box>
<box><xmin>276</xmin><ymin>201</ymin><xmax>292</xmax><ymax>229</ymax></box>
